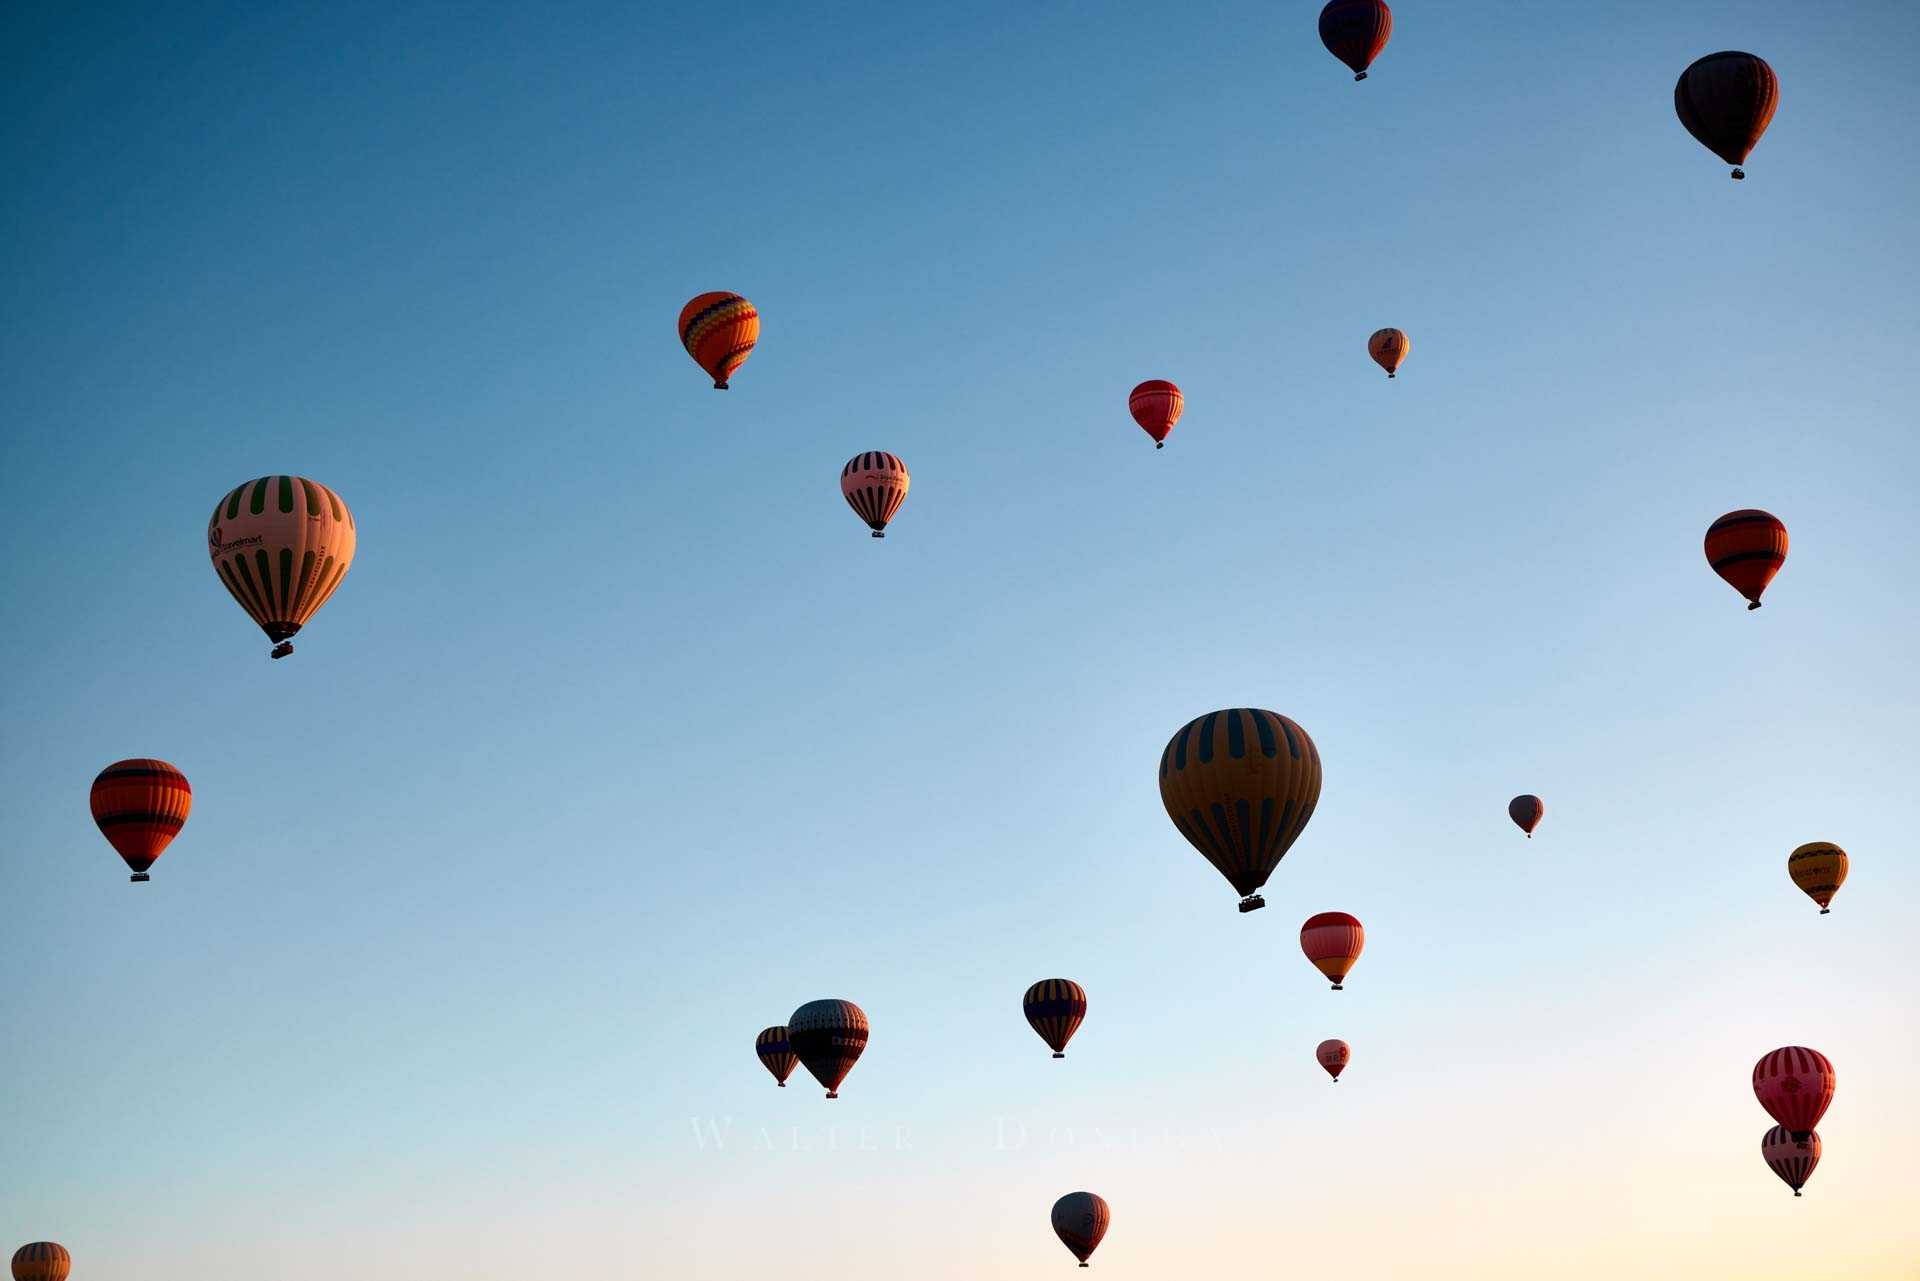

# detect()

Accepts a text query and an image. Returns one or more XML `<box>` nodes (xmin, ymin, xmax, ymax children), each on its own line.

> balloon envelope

<box><xmin>89</xmin><ymin>758</ymin><xmax>191</xmax><ymax>882</ymax></box>
<box><xmin>1762</xmin><ymin>1125</ymin><xmax>1820</xmax><ymax>1196</ymax></box>
<box><xmin>1753</xmin><ymin>1046</ymin><xmax>1834</xmax><ymax>1140</ymax></box>
<box><xmin>1051</xmin><ymin>1191</ymin><xmax>1110</xmax><ymax>1266</ymax></box>
<box><xmin>789</xmin><ymin>999</ymin><xmax>869</xmax><ymax>1098</ymax></box>
<box><xmin>678</xmin><ymin>291</ymin><xmax>759</xmax><ymax>388</ymax></box>
<box><xmin>1787</xmin><ymin>842</ymin><xmax>1847</xmax><ymax>913</ymax></box>
<box><xmin>1675</xmin><ymin>53</ymin><xmax>1778</xmax><ymax>177</ymax></box>
<box><xmin>841</xmin><ymin>452</ymin><xmax>911</xmax><ymax>538</ymax></box>
<box><xmin>1158</xmin><ymin>709</ymin><xmax>1323</xmax><ymax>913</ymax></box>
<box><xmin>1368</xmin><ymin>328</ymin><xmax>1409</xmax><ymax>377</ymax></box>
<box><xmin>1319</xmin><ymin>0</ymin><xmax>1392</xmax><ymax>80</ymax></box>
<box><xmin>208</xmin><ymin>476</ymin><xmax>356</xmax><ymax>657</ymax></box>
<box><xmin>1704</xmin><ymin>509</ymin><xmax>1787</xmax><ymax>609</ymax></box>
<box><xmin>10</xmin><ymin>1243</ymin><xmax>71</xmax><ymax>1281</ymax></box>
<box><xmin>755</xmin><ymin>1025</ymin><xmax>797</xmax><ymax>1087</ymax></box>
<box><xmin>1316</xmin><ymin>1038</ymin><xmax>1351</xmax><ymax>1081</ymax></box>
<box><xmin>1301</xmin><ymin>911</ymin><xmax>1365</xmax><ymax>989</ymax></box>
<box><xmin>1128</xmin><ymin>380</ymin><xmax>1183</xmax><ymax>448</ymax></box>
<box><xmin>1023</xmin><ymin>979</ymin><xmax>1088</xmax><ymax>1057</ymax></box>
<box><xmin>1508</xmin><ymin>794</ymin><xmax>1544</xmax><ymax>837</ymax></box>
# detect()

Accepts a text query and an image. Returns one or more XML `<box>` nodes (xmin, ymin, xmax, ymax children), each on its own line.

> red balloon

<box><xmin>1300</xmin><ymin>912</ymin><xmax>1365</xmax><ymax>990</ymax></box>
<box><xmin>1753</xmin><ymin>1046</ymin><xmax>1834</xmax><ymax>1141</ymax></box>
<box><xmin>1128</xmin><ymin>380</ymin><xmax>1183</xmax><ymax>449</ymax></box>
<box><xmin>89</xmin><ymin>759</ymin><xmax>192</xmax><ymax>883</ymax></box>
<box><xmin>1508</xmin><ymin>794</ymin><xmax>1543</xmax><ymax>837</ymax></box>
<box><xmin>1705</xmin><ymin>509</ymin><xmax>1787</xmax><ymax>610</ymax></box>
<box><xmin>1050</xmin><ymin>1191</ymin><xmax>1110</xmax><ymax>1267</ymax></box>
<box><xmin>1319</xmin><ymin>0</ymin><xmax>1392</xmax><ymax>81</ymax></box>
<box><xmin>1316</xmin><ymin>1038</ymin><xmax>1350</xmax><ymax>1082</ymax></box>
<box><xmin>1761</xmin><ymin>1125</ymin><xmax>1820</xmax><ymax>1197</ymax></box>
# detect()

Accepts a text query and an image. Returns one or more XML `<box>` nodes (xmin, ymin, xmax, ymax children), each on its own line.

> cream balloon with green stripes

<box><xmin>207</xmin><ymin>476</ymin><xmax>356</xmax><ymax>659</ymax></box>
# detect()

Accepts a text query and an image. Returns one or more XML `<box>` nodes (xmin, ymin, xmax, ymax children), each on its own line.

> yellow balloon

<box><xmin>1787</xmin><ymin>842</ymin><xmax>1847</xmax><ymax>914</ymax></box>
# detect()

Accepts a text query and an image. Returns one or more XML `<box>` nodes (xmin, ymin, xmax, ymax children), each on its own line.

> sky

<box><xmin>3</xmin><ymin>1</ymin><xmax>1918</xmax><ymax>1276</ymax></box>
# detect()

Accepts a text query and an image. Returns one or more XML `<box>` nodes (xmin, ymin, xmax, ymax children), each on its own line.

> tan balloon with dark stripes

<box><xmin>208</xmin><ymin>476</ymin><xmax>356</xmax><ymax>658</ymax></box>
<box><xmin>1158</xmin><ymin>709</ymin><xmax>1322</xmax><ymax>913</ymax></box>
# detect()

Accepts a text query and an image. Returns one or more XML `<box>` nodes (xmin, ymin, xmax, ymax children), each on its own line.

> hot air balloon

<box><xmin>208</xmin><ymin>476</ymin><xmax>356</xmax><ymax>659</ymax></box>
<box><xmin>840</xmin><ymin>452</ymin><xmax>910</xmax><ymax>539</ymax></box>
<box><xmin>1368</xmin><ymin>328</ymin><xmax>1409</xmax><ymax>378</ymax></box>
<box><xmin>89</xmin><ymin>759</ymin><xmax>191</xmax><ymax>883</ymax></box>
<box><xmin>756</xmin><ymin>1026</ymin><xmax>797</xmax><ymax>1087</ymax></box>
<box><xmin>678</xmin><ymin>292</ymin><xmax>759</xmax><ymax>389</ymax></box>
<box><xmin>1509</xmin><ymin>794</ymin><xmax>1544</xmax><ymax>838</ymax></box>
<box><xmin>1051</xmin><ymin>1192</ymin><xmax>1110</xmax><ymax>1268</ymax></box>
<box><xmin>1301</xmin><ymin>912</ymin><xmax>1364</xmax><ymax>990</ymax></box>
<box><xmin>1675</xmin><ymin>53</ymin><xmax>1778</xmax><ymax>180</ymax></box>
<box><xmin>1158</xmin><ymin>709</ymin><xmax>1322</xmax><ymax>913</ymax></box>
<box><xmin>1128</xmin><ymin>380</ymin><xmax>1183</xmax><ymax>449</ymax></box>
<box><xmin>10</xmin><ymin>1244</ymin><xmax>70</xmax><ymax>1281</ymax></box>
<box><xmin>1762</xmin><ymin>1125</ymin><xmax>1820</xmax><ymax>1196</ymax></box>
<box><xmin>1788</xmin><ymin>842</ymin><xmax>1847</xmax><ymax>914</ymax></box>
<box><xmin>1705</xmin><ymin>509</ymin><xmax>1787</xmax><ymax>610</ymax></box>
<box><xmin>1753</xmin><ymin>1046</ymin><xmax>1834</xmax><ymax>1142</ymax></box>
<box><xmin>1319</xmin><ymin>0</ymin><xmax>1391</xmax><ymax>81</ymax></box>
<box><xmin>1023</xmin><ymin>979</ymin><xmax>1088</xmax><ymax>1059</ymax></box>
<box><xmin>789</xmin><ymin>999</ymin><xmax>868</xmax><ymax>1099</ymax></box>
<box><xmin>1316</xmin><ymin>1038</ymin><xmax>1351</xmax><ymax>1082</ymax></box>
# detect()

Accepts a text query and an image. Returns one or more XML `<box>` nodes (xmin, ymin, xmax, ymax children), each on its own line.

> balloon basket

<box><xmin>871</xmin><ymin>530</ymin><xmax>885</xmax><ymax>539</ymax></box>
<box><xmin>713</xmin><ymin>381</ymin><xmax>729</xmax><ymax>390</ymax></box>
<box><xmin>1155</xmin><ymin>441</ymin><xmax>1164</xmax><ymax>449</ymax></box>
<box><xmin>1732</xmin><ymin>169</ymin><xmax>1745</xmax><ymax>180</ymax></box>
<box><xmin>1331</xmin><ymin>983</ymin><xmax>1344</xmax><ymax>991</ymax></box>
<box><xmin>777</xmin><ymin>1081</ymin><xmax>786</xmax><ymax>1087</ymax></box>
<box><xmin>1237</xmin><ymin>895</ymin><xmax>1266</xmax><ymax>913</ymax></box>
<box><xmin>271</xmin><ymin>642</ymin><xmax>294</xmax><ymax>659</ymax></box>
<box><xmin>1354</xmin><ymin>71</ymin><xmax>1367</xmax><ymax>81</ymax></box>
<box><xmin>130</xmin><ymin>872</ymin><xmax>150</xmax><ymax>883</ymax></box>
<box><xmin>1052</xmin><ymin>1052</ymin><xmax>1065</xmax><ymax>1059</ymax></box>
<box><xmin>1747</xmin><ymin>600</ymin><xmax>1762</xmax><ymax>610</ymax></box>
<box><xmin>1819</xmin><ymin>908</ymin><xmax>1830</xmax><ymax>915</ymax></box>
<box><xmin>825</xmin><ymin>1091</ymin><xmax>838</xmax><ymax>1100</ymax></box>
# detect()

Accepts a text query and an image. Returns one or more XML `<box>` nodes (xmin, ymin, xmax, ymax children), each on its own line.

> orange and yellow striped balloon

<box><xmin>11</xmin><ymin>1243</ymin><xmax>71</xmax><ymax>1281</ymax></box>
<box><xmin>208</xmin><ymin>476</ymin><xmax>356</xmax><ymax>659</ymax></box>
<box><xmin>1787</xmin><ymin>842</ymin><xmax>1847</xmax><ymax>914</ymax></box>
<box><xmin>678</xmin><ymin>292</ymin><xmax>758</xmax><ymax>389</ymax></box>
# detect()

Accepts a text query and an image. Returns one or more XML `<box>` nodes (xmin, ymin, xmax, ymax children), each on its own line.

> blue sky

<box><xmin>3</xmin><ymin>2</ymin><xmax>1917</xmax><ymax>1276</ymax></box>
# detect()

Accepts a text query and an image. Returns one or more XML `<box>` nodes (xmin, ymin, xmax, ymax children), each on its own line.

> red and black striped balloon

<box><xmin>1705</xmin><ymin>509</ymin><xmax>1788</xmax><ymax>610</ymax></box>
<box><xmin>11</xmin><ymin>1242</ymin><xmax>72</xmax><ymax>1281</ymax></box>
<box><xmin>1753</xmin><ymin>1046</ymin><xmax>1834</xmax><ymax>1142</ymax></box>
<box><xmin>755</xmin><ymin>1026</ymin><xmax>797</xmax><ymax>1087</ymax></box>
<box><xmin>1761</xmin><ymin>1125</ymin><xmax>1820</xmax><ymax>1196</ymax></box>
<box><xmin>89</xmin><ymin>759</ymin><xmax>192</xmax><ymax>882</ymax></box>
<box><xmin>1022</xmin><ymin>979</ymin><xmax>1088</xmax><ymax>1058</ymax></box>
<box><xmin>1319</xmin><ymin>0</ymin><xmax>1392</xmax><ymax>81</ymax></box>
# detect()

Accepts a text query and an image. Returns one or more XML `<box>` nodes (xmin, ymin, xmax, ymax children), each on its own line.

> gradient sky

<box><xmin>4</xmin><ymin>1</ymin><xmax>1918</xmax><ymax>1277</ymax></box>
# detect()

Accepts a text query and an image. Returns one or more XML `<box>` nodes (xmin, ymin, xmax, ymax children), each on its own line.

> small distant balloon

<box><xmin>1301</xmin><ymin>912</ymin><xmax>1364</xmax><ymax>990</ymax></box>
<box><xmin>10</xmin><ymin>1244</ymin><xmax>70</xmax><ymax>1281</ymax></box>
<box><xmin>1023</xmin><ymin>979</ymin><xmax>1088</xmax><ymax>1058</ymax></box>
<box><xmin>1509</xmin><ymin>794</ymin><xmax>1544</xmax><ymax>838</ymax></box>
<box><xmin>1316</xmin><ymin>1038</ymin><xmax>1351</xmax><ymax>1082</ymax></box>
<box><xmin>789</xmin><ymin>999</ymin><xmax>868</xmax><ymax>1099</ymax></box>
<box><xmin>755</xmin><ymin>1026</ymin><xmax>797</xmax><ymax>1087</ymax></box>
<box><xmin>1128</xmin><ymin>380</ymin><xmax>1183</xmax><ymax>449</ymax></box>
<box><xmin>90</xmin><ymin>759</ymin><xmax>191</xmax><ymax>883</ymax></box>
<box><xmin>1753</xmin><ymin>1046</ymin><xmax>1834</xmax><ymax>1142</ymax></box>
<box><xmin>1761</xmin><ymin>1125</ymin><xmax>1820</xmax><ymax>1196</ymax></box>
<box><xmin>1319</xmin><ymin>0</ymin><xmax>1392</xmax><ymax>81</ymax></box>
<box><xmin>678</xmin><ymin>292</ymin><xmax>759</xmax><ymax>388</ymax></box>
<box><xmin>1705</xmin><ymin>509</ymin><xmax>1788</xmax><ymax>610</ymax></box>
<box><xmin>1050</xmin><ymin>1191</ymin><xmax>1110</xmax><ymax>1267</ymax></box>
<box><xmin>1675</xmin><ymin>53</ymin><xmax>1778</xmax><ymax>180</ymax></box>
<box><xmin>1368</xmin><ymin>328</ymin><xmax>1409</xmax><ymax>378</ymax></box>
<box><xmin>208</xmin><ymin>476</ymin><xmax>356</xmax><ymax>659</ymax></box>
<box><xmin>840</xmin><ymin>452</ymin><xmax>911</xmax><ymax>539</ymax></box>
<box><xmin>1787</xmin><ymin>842</ymin><xmax>1847</xmax><ymax>914</ymax></box>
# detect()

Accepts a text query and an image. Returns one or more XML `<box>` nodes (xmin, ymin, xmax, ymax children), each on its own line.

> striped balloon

<box><xmin>1368</xmin><ymin>327</ymin><xmax>1409</xmax><ymax>378</ymax></box>
<box><xmin>90</xmin><ymin>759</ymin><xmax>191</xmax><ymax>883</ymax></box>
<box><xmin>10</xmin><ymin>1243</ymin><xmax>71</xmax><ymax>1281</ymax></box>
<box><xmin>840</xmin><ymin>452</ymin><xmax>910</xmax><ymax>539</ymax></box>
<box><xmin>755</xmin><ymin>1026</ymin><xmax>797</xmax><ymax>1087</ymax></box>
<box><xmin>1050</xmin><ymin>1191</ymin><xmax>1110</xmax><ymax>1267</ymax></box>
<box><xmin>789</xmin><ymin>999</ymin><xmax>868</xmax><ymax>1099</ymax></box>
<box><xmin>1753</xmin><ymin>1046</ymin><xmax>1835</xmax><ymax>1141</ymax></box>
<box><xmin>1761</xmin><ymin>1125</ymin><xmax>1820</xmax><ymax>1196</ymax></box>
<box><xmin>208</xmin><ymin>476</ymin><xmax>356</xmax><ymax>659</ymax></box>
<box><xmin>1128</xmin><ymin>380</ymin><xmax>1183</xmax><ymax>449</ymax></box>
<box><xmin>1319</xmin><ymin>0</ymin><xmax>1392</xmax><ymax>81</ymax></box>
<box><xmin>1787</xmin><ymin>842</ymin><xmax>1847</xmax><ymax>914</ymax></box>
<box><xmin>1316</xmin><ymin>1038</ymin><xmax>1351</xmax><ymax>1082</ymax></box>
<box><xmin>1508</xmin><ymin>794</ymin><xmax>1544</xmax><ymax>838</ymax></box>
<box><xmin>1301</xmin><ymin>911</ymin><xmax>1365</xmax><ymax>990</ymax></box>
<box><xmin>1675</xmin><ymin>53</ymin><xmax>1779</xmax><ymax>179</ymax></box>
<box><xmin>1158</xmin><ymin>709</ymin><xmax>1322</xmax><ymax>914</ymax></box>
<box><xmin>678</xmin><ymin>292</ymin><xmax>759</xmax><ymax>389</ymax></box>
<box><xmin>1022</xmin><ymin>979</ymin><xmax>1088</xmax><ymax>1058</ymax></box>
<box><xmin>1704</xmin><ymin>509</ymin><xmax>1787</xmax><ymax>610</ymax></box>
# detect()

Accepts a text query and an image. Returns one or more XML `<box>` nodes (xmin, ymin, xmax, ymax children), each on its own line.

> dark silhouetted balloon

<box><xmin>1787</xmin><ymin>842</ymin><xmax>1847</xmax><ymax>914</ymax></box>
<box><xmin>1675</xmin><ymin>53</ymin><xmax>1778</xmax><ymax>180</ymax></box>
<box><xmin>90</xmin><ymin>759</ymin><xmax>191</xmax><ymax>883</ymax></box>
<box><xmin>1023</xmin><ymin>979</ymin><xmax>1088</xmax><ymax>1058</ymax></box>
<box><xmin>1753</xmin><ymin>1046</ymin><xmax>1834</xmax><ymax>1142</ymax></box>
<box><xmin>1509</xmin><ymin>794</ymin><xmax>1544</xmax><ymax>838</ymax></box>
<box><xmin>1705</xmin><ymin>509</ymin><xmax>1787</xmax><ymax>609</ymax></box>
<box><xmin>678</xmin><ymin>292</ymin><xmax>759</xmax><ymax>388</ymax></box>
<box><xmin>208</xmin><ymin>476</ymin><xmax>356</xmax><ymax>659</ymax></box>
<box><xmin>1128</xmin><ymin>380</ymin><xmax>1183</xmax><ymax>449</ymax></box>
<box><xmin>1316</xmin><ymin>1038</ymin><xmax>1350</xmax><ymax>1082</ymax></box>
<box><xmin>11</xmin><ymin>1243</ymin><xmax>71</xmax><ymax>1281</ymax></box>
<box><xmin>756</xmin><ymin>1026</ymin><xmax>797</xmax><ymax>1087</ymax></box>
<box><xmin>1301</xmin><ymin>912</ymin><xmax>1365</xmax><ymax>990</ymax></box>
<box><xmin>1158</xmin><ymin>709</ymin><xmax>1323</xmax><ymax>913</ymax></box>
<box><xmin>1319</xmin><ymin>0</ymin><xmax>1392</xmax><ymax>81</ymax></box>
<box><xmin>840</xmin><ymin>452</ymin><xmax>910</xmax><ymax>539</ymax></box>
<box><xmin>789</xmin><ymin>999</ymin><xmax>868</xmax><ymax>1099</ymax></box>
<box><xmin>1051</xmin><ymin>1191</ymin><xmax>1110</xmax><ymax>1267</ymax></box>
